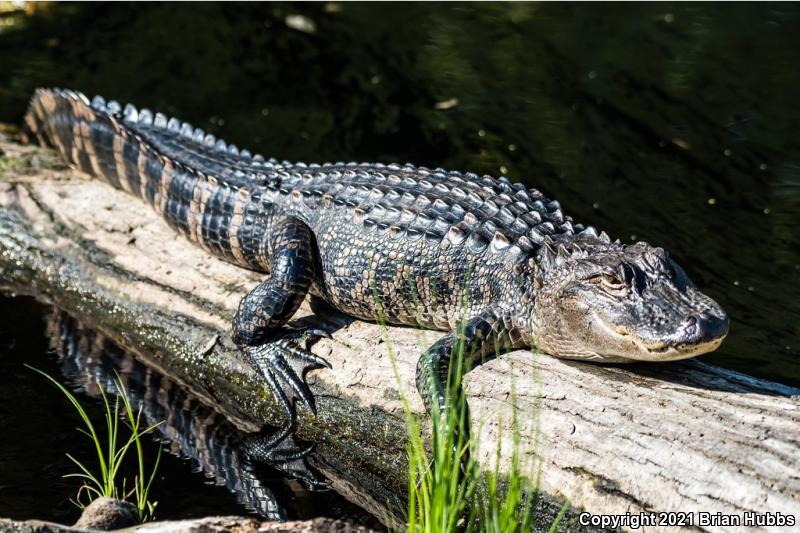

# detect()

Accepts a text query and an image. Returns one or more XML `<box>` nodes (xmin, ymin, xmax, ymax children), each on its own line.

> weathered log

<box><xmin>1</xmin><ymin>132</ymin><xmax>798</xmax><ymax>532</ymax></box>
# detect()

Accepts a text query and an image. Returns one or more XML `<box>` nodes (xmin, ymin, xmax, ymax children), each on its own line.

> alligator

<box><xmin>24</xmin><ymin>88</ymin><xmax>729</xmax><ymax>450</ymax></box>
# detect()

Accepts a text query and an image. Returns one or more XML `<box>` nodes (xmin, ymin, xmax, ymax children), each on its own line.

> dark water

<box><xmin>0</xmin><ymin>0</ymin><xmax>798</xmax><ymax>523</ymax></box>
<box><xmin>0</xmin><ymin>294</ymin><xmax>379</xmax><ymax>525</ymax></box>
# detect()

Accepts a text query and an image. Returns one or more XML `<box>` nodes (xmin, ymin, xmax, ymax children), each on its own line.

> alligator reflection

<box><xmin>48</xmin><ymin>310</ymin><xmax>326</xmax><ymax>521</ymax></box>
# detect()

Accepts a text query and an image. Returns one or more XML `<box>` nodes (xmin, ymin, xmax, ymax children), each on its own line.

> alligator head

<box><xmin>530</xmin><ymin>234</ymin><xmax>729</xmax><ymax>362</ymax></box>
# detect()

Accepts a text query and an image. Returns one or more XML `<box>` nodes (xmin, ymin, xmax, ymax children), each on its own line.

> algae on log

<box><xmin>1</xmin><ymin>132</ymin><xmax>799</xmax><ymax>532</ymax></box>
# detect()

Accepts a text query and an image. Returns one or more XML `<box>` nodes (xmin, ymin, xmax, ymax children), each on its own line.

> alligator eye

<box><xmin>587</xmin><ymin>273</ymin><xmax>626</xmax><ymax>293</ymax></box>
<box><xmin>600</xmin><ymin>274</ymin><xmax>626</xmax><ymax>291</ymax></box>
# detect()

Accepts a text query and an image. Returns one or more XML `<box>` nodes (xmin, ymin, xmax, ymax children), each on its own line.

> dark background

<box><xmin>0</xmin><ymin>0</ymin><xmax>798</xmax><ymax>523</ymax></box>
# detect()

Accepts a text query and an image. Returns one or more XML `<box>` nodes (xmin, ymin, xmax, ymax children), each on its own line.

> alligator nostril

<box><xmin>684</xmin><ymin>313</ymin><xmax>728</xmax><ymax>341</ymax></box>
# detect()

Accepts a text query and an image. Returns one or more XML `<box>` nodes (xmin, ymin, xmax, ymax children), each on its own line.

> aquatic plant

<box><xmin>116</xmin><ymin>374</ymin><xmax>162</xmax><ymax>522</ymax></box>
<box><xmin>27</xmin><ymin>366</ymin><xmax>162</xmax><ymax>522</ymax></box>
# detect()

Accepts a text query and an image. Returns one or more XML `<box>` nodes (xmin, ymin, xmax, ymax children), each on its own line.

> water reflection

<box><xmin>49</xmin><ymin>310</ymin><xmax>326</xmax><ymax>522</ymax></box>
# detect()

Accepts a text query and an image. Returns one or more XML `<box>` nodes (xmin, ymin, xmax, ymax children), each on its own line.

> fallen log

<box><xmin>1</xmin><ymin>131</ymin><xmax>798</xmax><ymax>532</ymax></box>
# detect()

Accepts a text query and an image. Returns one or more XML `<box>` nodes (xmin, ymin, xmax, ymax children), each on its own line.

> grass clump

<box><xmin>373</xmin><ymin>291</ymin><xmax>567</xmax><ymax>532</ymax></box>
<box><xmin>27</xmin><ymin>366</ymin><xmax>162</xmax><ymax>522</ymax></box>
<box><xmin>400</xmin><ymin>353</ymin><xmax>561</xmax><ymax>533</ymax></box>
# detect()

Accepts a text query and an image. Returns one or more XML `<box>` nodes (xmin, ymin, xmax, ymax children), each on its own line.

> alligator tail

<box><xmin>23</xmin><ymin>88</ymin><xmax>269</xmax><ymax>267</ymax></box>
<box><xmin>25</xmin><ymin>88</ymin><xmax>184</xmax><ymax>203</ymax></box>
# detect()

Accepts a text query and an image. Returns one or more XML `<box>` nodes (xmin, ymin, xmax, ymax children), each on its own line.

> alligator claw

<box><xmin>244</xmin><ymin>327</ymin><xmax>331</xmax><ymax>426</ymax></box>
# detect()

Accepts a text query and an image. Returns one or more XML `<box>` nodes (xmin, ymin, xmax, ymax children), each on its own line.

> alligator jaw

<box><xmin>596</xmin><ymin>311</ymin><xmax>730</xmax><ymax>363</ymax></box>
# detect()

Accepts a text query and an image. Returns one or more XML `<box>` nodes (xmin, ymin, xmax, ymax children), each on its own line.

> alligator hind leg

<box><xmin>232</xmin><ymin>217</ymin><xmax>330</xmax><ymax>427</ymax></box>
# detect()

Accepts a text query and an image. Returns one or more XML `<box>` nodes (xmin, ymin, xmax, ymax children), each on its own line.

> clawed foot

<box><xmin>243</xmin><ymin>326</ymin><xmax>332</xmax><ymax>426</ymax></box>
<box><xmin>242</xmin><ymin>428</ymin><xmax>328</xmax><ymax>491</ymax></box>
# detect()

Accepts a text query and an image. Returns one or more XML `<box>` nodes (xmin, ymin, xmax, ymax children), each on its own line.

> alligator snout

<box><xmin>681</xmin><ymin>312</ymin><xmax>729</xmax><ymax>343</ymax></box>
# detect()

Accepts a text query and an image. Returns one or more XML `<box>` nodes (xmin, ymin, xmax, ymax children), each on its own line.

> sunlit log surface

<box><xmin>1</xmin><ymin>132</ymin><xmax>798</xmax><ymax>532</ymax></box>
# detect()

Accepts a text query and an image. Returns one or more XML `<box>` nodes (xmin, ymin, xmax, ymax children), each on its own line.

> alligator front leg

<box><xmin>232</xmin><ymin>217</ymin><xmax>330</xmax><ymax>428</ymax></box>
<box><xmin>415</xmin><ymin>308</ymin><xmax>523</xmax><ymax>470</ymax></box>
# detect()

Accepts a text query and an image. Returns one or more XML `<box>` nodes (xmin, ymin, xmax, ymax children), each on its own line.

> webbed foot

<box><xmin>244</xmin><ymin>327</ymin><xmax>332</xmax><ymax>427</ymax></box>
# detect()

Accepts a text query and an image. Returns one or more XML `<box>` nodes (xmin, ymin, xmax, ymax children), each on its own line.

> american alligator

<box><xmin>24</xmin><ymin>88</ymin><xmax>729</xmax><ymax>445</ymax></box>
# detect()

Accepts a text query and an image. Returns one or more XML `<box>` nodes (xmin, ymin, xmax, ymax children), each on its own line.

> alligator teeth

<box><xmin>192</xmin><ymin>128</ymin><xmax>205</xmax><ymax>143</ymax></box>
<box><xmin>138</xmin><ymin>108</ymin><xmax>153</xmax><ymax>125</ymax></box>
<box><xmin>107</xmin><ymin>100</ymin><xmax>121</xmax><ymax>114</ymax></box>
<box><xmin>91</xmin><ymin>95</ymin><xmax>106</xmax><ymax>109</ymax></box>
<box><xmin>167</xmin><ymin>117</ymin><xmax>180</xmax><ymax>131</ymax></box>
<box><xmin>203</xmin><ymin>134</ymin><xmax>216</xmax><ymax>146</ymax></box>
<box><xmin>123</xmin><ymin>104</ymin><xmax>138</xmax><ymax>121</ymax></box>
<box><xmin>214</xmin><ymin>139</ymin><xmax>227</xmax><ymax>151</ymax></box>
<box><xmin>180</xmin><ymin>122</ymin><xmax>193</xmax><ymax>137</ymax></box>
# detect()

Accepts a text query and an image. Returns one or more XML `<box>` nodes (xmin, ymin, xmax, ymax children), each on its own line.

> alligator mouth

<box><xmin>596</xmin><ymin>313</ymin><xmax>730</xmax><ymax>362</ymax></box>
<box><xmin>629</xmin><ymin>334</ymin><xmax>727</xmax><ymax>362</ymax></box>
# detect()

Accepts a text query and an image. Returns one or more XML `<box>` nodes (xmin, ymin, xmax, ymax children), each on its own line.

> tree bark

<box><xmin>1</xmin><ymin>132</ymin><xmax>798</xmax><ymax>532</ymax></box>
